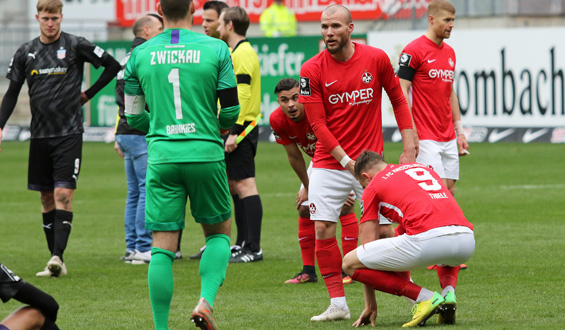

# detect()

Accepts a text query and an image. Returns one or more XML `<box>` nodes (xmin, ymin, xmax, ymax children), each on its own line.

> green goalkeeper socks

<box><xmin>148</xmin><ymin>247</ymin><xmax>175</xmax><ymax>330</ymax></box>
<box><xmin>199</xmin><ymin>234</ymin><xmax>231</xmax><ymax>307</ymax></box>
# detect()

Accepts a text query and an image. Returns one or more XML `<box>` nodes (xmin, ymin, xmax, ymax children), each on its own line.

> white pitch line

<box><xmin>472</xmin><ymin>184</ymin><xmax>565</xmax><ymax>190</ymax></box>
<box><xmin>500</xmin><ymin>184</ymin><xmax>565</xmax><ymax>190</ymax></box>
<box><xmin>265</xmin><ymin>184</ymin><xmax>565</xmax><ymax>196</ymax></box>
<box><xmin>262</xmin><ymin>192</ymin><xmax>296</xmax><ymax>198</ymax></box>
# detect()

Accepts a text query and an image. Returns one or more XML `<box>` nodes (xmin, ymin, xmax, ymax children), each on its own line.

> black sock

<box><xmin>41</xmin><ymin>319</ymin><xmax>60</xmax><ymax>330</ymax></box>
<box><xmin>232</xmin><ymin>194</ymin><xmax>247</xmax><ymax>247</ymax></box>
<box><xmin>242</xmin><ymin>195</ymin><xmax>263</xmax><ymax>252</ymax></box>
<box><xmin>42</xmin><ymin>210</ymin><xmax>56</xmax><ymax>255</ymax></box>
<box><xmin>303</xmin><ymin>265</ymin><xmax>316</xmax><ymax>275</ymax></box>
<box><xmin>53</xmin><ymin>210</ymin><xmax>73</xmax><ymax>261</ymax></box>
<box><xmin>13</xmin><ymin>282</ymin><xmax>59</xmax><ymax>322</ymax></box>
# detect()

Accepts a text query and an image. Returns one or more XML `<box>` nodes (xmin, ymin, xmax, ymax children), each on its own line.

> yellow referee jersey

<box><xmin>231</xmin><ymin>40</ymin><xmax>261</xmax><ymax>126</ymax></box>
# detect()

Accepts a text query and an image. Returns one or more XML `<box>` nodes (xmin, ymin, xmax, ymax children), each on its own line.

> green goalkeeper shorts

<box><xmin>145</xmin><ymin>161</ymin><xmax>231</xmax><ymax>231</ymax></box>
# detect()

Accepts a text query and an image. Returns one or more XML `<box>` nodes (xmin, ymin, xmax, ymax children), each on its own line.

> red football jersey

<box><xmin>399</xmin><ymin>35</ymin><xmax>456</xmax><ymax>142</ymax></box>
<box><xmin>360</xmin><ymin>163</ymin><xmax>473</xmax><ymax>235</ymax></box>
<box><xmin>269</xmin><ymin>107</ymin><xmax>317</xmax><ymax>158</ymax></box>
<box><xmin>299</xmin><ymin>43</ymin><xmax>411</xmax><ymax>169</ymax></box>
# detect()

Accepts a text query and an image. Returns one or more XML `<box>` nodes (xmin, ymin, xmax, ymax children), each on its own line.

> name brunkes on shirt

<box><xmin>167</xmin><ymin>123</ymin><xmax>196</xmax><ymax>135</ymax></box>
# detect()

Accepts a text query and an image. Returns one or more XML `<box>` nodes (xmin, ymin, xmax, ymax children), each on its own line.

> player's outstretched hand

<box><xmin>352</xmin><ymin>308</ymin><xmax>377</xmax><ymax>327</ymax></box>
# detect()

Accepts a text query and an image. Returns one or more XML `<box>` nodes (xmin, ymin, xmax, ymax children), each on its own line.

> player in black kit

<box><xmin>0</xmin><ymin>0</ymin><xmax>120</xmax><ymax>277</ymax></box>
<box><xmin>1</xmin><ymin>263</ymin><xmax>60</xmax><ymax>330</ymax></box>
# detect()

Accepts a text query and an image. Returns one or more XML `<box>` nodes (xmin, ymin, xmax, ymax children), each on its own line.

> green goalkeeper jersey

<box><xmin>124</xmin><ymin>29</ymin><xmax>240</xmax><ymax>164</ymax></box>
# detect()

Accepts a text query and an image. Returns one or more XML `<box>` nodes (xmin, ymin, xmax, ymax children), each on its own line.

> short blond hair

<box><xmin>37</xmin><ymin>0</ymin><xmax>63</xmax><ymax>14</ymax></box>
<box><xmin>323</xmin><ymin>5</ymin><xmax>352</xmax><ymax>24</ymax></box>
<box><xmin>427</xmin><ymin>0</ymin><xmax>455</xmax><ymax>16</ymax></box>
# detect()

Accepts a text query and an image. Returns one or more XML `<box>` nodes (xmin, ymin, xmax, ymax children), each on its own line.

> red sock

<box><xmin>316</xmin><ymin>237</ymin><xmax>344</xmax><ymax>298</ymax></box>
<box><xmin>352</xmin><ymin>269</ymin><xmax>422</xmax><ymax>301</ymax></box>
<box><xmin>396</xmin><ymin>271</ymin><xmax>411</xmax><ymax>281</ymax></box>
<box><xmin>298</xmin><ymin>217</ymin><xmax>315</xmax><ymax>267</ymax></box>
<box><xmin>436</xmin><ymin>266</ymin><xmax>460</xmax><ymax>289</ymax></box>
<box><xmin>339</xmin><ymin>213</ymin><xmax>358</xmax><ymax>257</ymax></box>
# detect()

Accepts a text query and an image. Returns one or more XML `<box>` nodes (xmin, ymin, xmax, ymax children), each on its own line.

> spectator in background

<box><xmin>0</xmin><ymin>0</ymin><xmax>120</xmax><ymax>277</ymax></box>
<box><xmin>260</xmin><ymin>0</ymin><xmax>297</xmax><ymax>37</ymax></box>
<box><xmin>202</xmin><ymin>1</ymin><xmax>229</xmax><ymax>38</ymax></box>
<box><xmin>218</xmin><ymin>6</ymin><xmax>264</xmax><ymax>263</ymax></box>
<box><xmin>114</xmin><ymin>14</ymin><xmax>164</xmax><ymax>265</ymax></box>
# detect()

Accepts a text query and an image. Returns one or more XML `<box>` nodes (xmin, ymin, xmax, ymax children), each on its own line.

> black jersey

<box><xmin>6</xmin><ymin>32</ymin><xmax>112</xmax><ymax>139</ymax></box>
<box><xmin>115</xmin><ymin>37</ymin><xmax>146</xmax><ymax>136</ymax></box>
<box><xmin>0</xmin><ymin>263</ymin><xmax>24</xmax><ymax>303</ymax></box>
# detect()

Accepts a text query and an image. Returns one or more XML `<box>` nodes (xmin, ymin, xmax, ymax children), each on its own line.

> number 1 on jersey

<box><xmin>168</xmin><ymin>68</ymin><xmax>183</xmax><ymax>120</ymax></box>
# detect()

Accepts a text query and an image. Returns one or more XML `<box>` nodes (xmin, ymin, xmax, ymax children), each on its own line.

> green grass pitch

<box><xmin>1</xmin><ymin>141</ymin><xmax>564</xmax><ymax>329</ymax></box>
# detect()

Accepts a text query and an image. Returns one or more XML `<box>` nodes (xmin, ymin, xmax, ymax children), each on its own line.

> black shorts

<box><xmin>225</xmin><ymin>124</ymin><xmax>258</xmax><ymax>180</ymax></box>
<box><xmin>0</xmin><ymin>264</ymin><xmax>24</xmax><ymax>303</ymax></box>
<box><xmin>28</xmin><ymin>134</ymin><xmax>82</xmax><ymax>191</ymax></box>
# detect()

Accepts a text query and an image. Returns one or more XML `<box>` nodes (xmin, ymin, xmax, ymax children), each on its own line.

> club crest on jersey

<box><xmin>299</xmin><ymin>77</ymin><xmax>311</xmax><ymax>96</ymax></box>
<box><xmin>309</xmin><ymin>203</ymin><xmax>316</xmax><ymax>215</ymax></box>
<box><xmin>94</xmin><ymin>46</ymin><xmax>105</xmax><ymax>58</ymax></box>
<box><xmin>57</xmin><ymin>48</ymin><xmax>66</xmax><ymax>59</ymax></box>
<box><xmin>307</xmin><ymin>132</ymin><xmax>316</xmax><ymax>140</ymax></box>
<box><xmin>362</xmin><ymin>71</ymin><xmax>373</xmax><ymax>84</ymax></box>
<box><xmin>448</xmin><ymin>58</ymin><xmax>454</xmax><ymax>67</ymax></box>
<box><xmin>399</xmin><ymin>53</ymin><xmax>412</xmax><ymax>67</ymax></box>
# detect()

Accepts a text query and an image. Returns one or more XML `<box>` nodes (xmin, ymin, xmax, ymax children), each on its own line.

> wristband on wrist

<box><xmin>340</xmin><ymin>155</ymin><xmax>352</xmax><ymax>168</ymax></box>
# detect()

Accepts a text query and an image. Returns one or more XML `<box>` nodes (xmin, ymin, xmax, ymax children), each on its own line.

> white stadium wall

<box><xmin>370</xmin><ymin>27</ymin><xmax>565</xmax><ymax>143</ymax></box>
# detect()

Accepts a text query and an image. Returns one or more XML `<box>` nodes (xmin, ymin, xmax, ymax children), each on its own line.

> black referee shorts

<box><xmin>28</xmin><ymin>134</ymin><xmax>82</xmax><ymax>191</ymax></box>
<box><xmin>225</xmin><ymin>124</ymin><xmax>258</xmax><ymax>181</ymax></box>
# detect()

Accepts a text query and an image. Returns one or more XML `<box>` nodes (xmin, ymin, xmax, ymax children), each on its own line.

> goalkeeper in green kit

<box><xmin>124</xmin><ymin>1</ymin><xmax>240</xmax><ymax>329</ymax></box>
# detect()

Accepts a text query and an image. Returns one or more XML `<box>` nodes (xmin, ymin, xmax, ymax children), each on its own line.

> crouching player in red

<box><xmin>342</xmin><ymin>151</ymin><xmax>475</xmax><ymax>327</ymax></box>
<box><xmin>269</xmin><ymin>78</ymin><xmax>359</xmax><ymax>285</ymax></box>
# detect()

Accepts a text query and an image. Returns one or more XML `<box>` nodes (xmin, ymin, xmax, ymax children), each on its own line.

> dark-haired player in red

<box><xmin>270</xmin><ymin>78</ymin><xmax>359</xmax><ymax>285</ymax></box>
<box><xmin>343</xmin><ymin>150</ymin><xmax>474</xmax><ymax>327</ymax></box>
<box><xmin>299</xmin><ymin>5</ymin><xmax>417</xmax><ymax>322</ymax></box>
